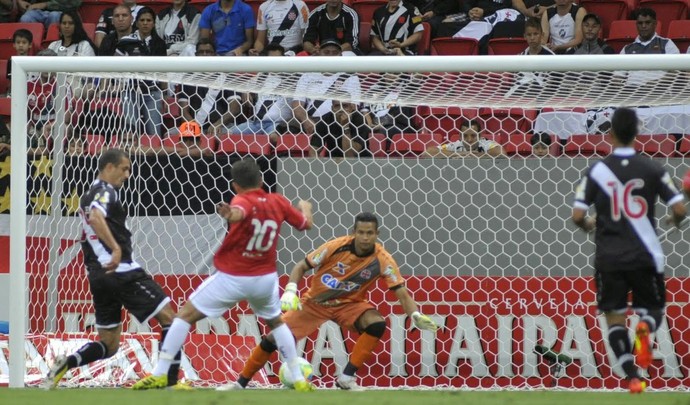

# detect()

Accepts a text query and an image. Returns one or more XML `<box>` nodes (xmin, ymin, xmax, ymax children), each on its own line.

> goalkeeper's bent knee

<box><xmin>260</xmin><ymin>336</ymin><xmax>278</xmax><ymax>353</ymax></box>
<box><xmin>363</xmin><ymin>322</ymin><xmax>386</xmax><ymax>338</ymax></box>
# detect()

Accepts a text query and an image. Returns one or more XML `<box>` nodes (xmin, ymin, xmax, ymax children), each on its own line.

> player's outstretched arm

<box><xmin>394</xmin><ymin>287</ymin><xmax>438</xmax><ymax>332</ymax></box>
<box><xmin>280</xmin><ymin>260</ymin><xmax>310</xmax><ymax>311</ymax></box>
<box><xmin>89</xmin><ymin>209</ymin><xmax>122</xmax><ymax>272</ymax></box>
<box><xmin>297</xmin><ymin>200</ymin><xmax>314</xmax><ymax>230</ymax></box>
<box><xmin>217</xmin><ymin>202</ymin><xmax>245</xmax><ymax>223</ymax></box>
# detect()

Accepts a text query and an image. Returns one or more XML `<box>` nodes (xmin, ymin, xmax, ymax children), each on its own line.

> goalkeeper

<box><xmin>222</xmin><ymin>212</ymin><xmax>437</xmax><ymax>391</ymax></box>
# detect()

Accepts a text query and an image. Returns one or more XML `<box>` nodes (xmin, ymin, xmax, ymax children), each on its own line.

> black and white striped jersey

<box><xmin>371</xmin><ymin>3</ymin><xmax>423</xmax><ymax>54</ymax></box>
<box><xmin>573</xmin><ymin>147</ymin><xmax>684</xmax><ymax>273</ymax></box>
<box><xmin>79</xmin><ymin>179</ymin><xmax>141</xmax><ymax>273</ymax></box>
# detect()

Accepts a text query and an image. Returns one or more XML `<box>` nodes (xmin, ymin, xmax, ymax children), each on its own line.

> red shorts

<box><xmin>281</xmin><ymin>300</ymin><xmax>375</xmax><ymax>340</ymax></box>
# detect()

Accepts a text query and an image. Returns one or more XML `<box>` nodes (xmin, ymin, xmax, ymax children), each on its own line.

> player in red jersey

<box><xmin>133</xmin><ymin>159</ymin><xmax>315</xmax><ymax>392</ymax></box>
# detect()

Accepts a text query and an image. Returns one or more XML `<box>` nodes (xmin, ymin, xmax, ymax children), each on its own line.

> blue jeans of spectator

<box><xmin>227</xmin><ymin>120</ymin><xmax>277</xmax><ymax>135</ymax></box>
<box><xmin>20</xmin><ymin>10</ymin><xmax>62</xmax><ymax>29</ymax></box>
<box><xmin>123</xmin><ymin>88</ymin><xmax>163</xmax><ymax>137</ymax></box>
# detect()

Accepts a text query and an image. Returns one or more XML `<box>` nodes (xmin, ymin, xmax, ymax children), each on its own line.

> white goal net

<box><xmin>3</xmin><ymin>55</ymin><xmax>690</xmax><ymax>391</ymax></box>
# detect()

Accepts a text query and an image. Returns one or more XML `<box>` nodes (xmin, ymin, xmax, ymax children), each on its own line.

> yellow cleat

<box><xmin>132</xmin><ymin>374</ymin><xmax>168</xmax><ymax>390</ymax></box>
<box><xmin>168</xmin><ymin>381</ymin><xmax>194</xmax><ymax>391</ymax></box>
<box><xmin>43</xmin><ymin>355</ymin><xmax>69</xmax><ymax>390</ymax></box>
<box><xmin>293</xmin><ymin>380</ymin><xmax>316</xmax><ymax>392</ymax></box>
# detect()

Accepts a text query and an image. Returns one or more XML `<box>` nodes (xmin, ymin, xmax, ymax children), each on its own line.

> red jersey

<box><xmin>213</xmin><ymin>189</ymin><xmax>308</xmax><ymax>276</ymax></box>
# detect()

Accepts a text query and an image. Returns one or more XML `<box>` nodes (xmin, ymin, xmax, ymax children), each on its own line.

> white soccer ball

<box><xmin>278</xmin><ymin>357</ymin><xmax>314</xmax><ymax>389</ymax></box>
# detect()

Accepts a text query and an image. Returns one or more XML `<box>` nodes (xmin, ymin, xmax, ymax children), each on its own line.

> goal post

<box><xmin>5</xmin><ymin>55</ymin><xmax>690</xmax><ymax>390</ymax></box>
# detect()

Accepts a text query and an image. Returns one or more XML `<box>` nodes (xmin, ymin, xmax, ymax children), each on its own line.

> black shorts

<box><xmin>88</xmin><ymin>268</ymin><xmax>170</xmax><ymax>328</ymax></box>
<box><xmin>594</xmin><ymin>267</ymin><xmax>666</xmax><ymax>312</ymax></box>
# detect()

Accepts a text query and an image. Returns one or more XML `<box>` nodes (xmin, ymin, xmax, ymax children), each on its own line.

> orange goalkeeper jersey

<box><xmin>303</xmin><ymin>235</ymin><xmax>405</xmax><ymax>305</ymax></box>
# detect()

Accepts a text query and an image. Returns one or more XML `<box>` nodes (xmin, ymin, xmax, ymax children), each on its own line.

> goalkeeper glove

<box><xmin>280</xmin><ymin>282</ymin><xmax>302</xmax><ymax>311</ymax></box>
<box><xmin>411</xmin><ymin>311</ymin><xmax>438</xmax><ymax>331</ymax></box>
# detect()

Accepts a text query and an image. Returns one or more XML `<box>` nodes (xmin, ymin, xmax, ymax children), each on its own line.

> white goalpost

<box><xmin>5</xmin><ymin>55</ymin><xmax>690</xmax><ymax>390</ymax></box>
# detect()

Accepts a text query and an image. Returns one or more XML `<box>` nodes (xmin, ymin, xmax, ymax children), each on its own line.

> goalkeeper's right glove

<box><xmin>280</xmin><ymin>282</ymin><xmax>302</xmax><ymax>311</ymax></box>
<box><xmin>412</xmin><ymin>311</ymin><xmax>438</xmax><ymax>331</ymax></box>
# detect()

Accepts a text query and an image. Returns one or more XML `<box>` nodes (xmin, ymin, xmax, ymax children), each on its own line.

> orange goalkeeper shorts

<box><xmin>282</xmin><ymin>300</ymin><xmax>376</xmax><ymax>340</ymax></box>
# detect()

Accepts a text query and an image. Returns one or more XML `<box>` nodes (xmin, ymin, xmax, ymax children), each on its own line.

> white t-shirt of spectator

<box><xmin>48</xmin><ymin>39</ymin><xmax>96</xmax><ymax>56</ymax></box>
<box><xmin>253</xmin><ymin>72</ymin><xmax>293</xmax><ymax>122</ymax></box>
<box><xmin>257</xmin><ymin>0</ymin><xmax>309</xmax><ymax>51</ymax></box>
<box><xmin>294</xmin><ymin>72</ymin><xmax>361</xmax><ymax>118</ymax></box>
<box><xmin>546</xmin><ymin>4</ymin><xmax>581</xmax><ymax>48</ymax></box>
<box><xmin>441</xmin><ymin>137</ymin><xmax>499</xmax><ymax>154</ymax></box>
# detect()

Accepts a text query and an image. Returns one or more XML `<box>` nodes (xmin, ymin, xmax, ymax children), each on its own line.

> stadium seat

<box><xmin>138</xmin><ymin>0</ymin><xmax>174</xmax><ymax>14</ymax></box>
<box><xmin>79</xmin><ymin>0</ymin><xmax>119</xmax><ymax>24</ymax></box>
<box><xmin>488</xmin><ymin>37</ymin><xmax>527</xmax><ymax>55</ymax></box>
<box><xmin>416</xmin><ymin>106</ymin><xmax>479</xmax><ymax>139</ymax></box>
<box><xmin>359</xmin><ymin>21</ymin><xmax>372</xmax><ymax>54</ymax></box>
<box><xmin>352</xmin><ymin>0</ymin><xmax>386</xmax><ymax>28</ymax></box>
<box><xmin>41</xmin><ymin>23</ymin><xmax>97</xmax><ymax>48</ymax></box>
<box><xmin>677</xmin><ymin>135</ymin><xmax>690</xmax><ymax>156</ymax></box>
<box><xmin>368</xmin><ymin>132</ymin><xmax>389</xmax><ymax>157</ymax></box>
<box><xmin>417</xmin><ymin>22</ymin><xmax>431</xmax><ymax>55</ymax></box>
<box><xmin>0</xmin><ymin>60</ymin><xmax>7</xmax><ymax>95</ymax></box>
<box><xmin>217</xmin><ymin>134</ymin><xmax>272</xmax><ymax>156</ymax></box>
<box><xmin>303</xmin><ymin>0</ymin><xmax>326</xmax><ymax>11</ymax></box>
<box><xmin>638</xmin><ymin>0</ymin><xmax>687</xmax><ymax>37</ymax></box>
<box><xmin>563</xmin><ymin>134</ymin><xmax>613</xmax><ymax>157</ymax></box>
<box><xmin>0</xmin><ymin>96</ymin><xmax>10</xmax><ymax>116</ymax></box>
<box><xmin>634</xmin><ymin>134</ymin><xmax>676</xmax><ymax>157</ymax></box>
<box><xmin>607</xmin><ymin>19</ymin><xmax>662</xmax><ymax>53</ymax></box>
<box><xmin>140</xmin><ymin>134</ymin><xmax>162</xmax><ymax>148</ymax></box>
<box><xmin>275</xmin><ymin>133</ymin><xmax>311</xmax><ymax>156</ymax></box>
<box><xmin>389</xmin><ymin>132</ymin><xmax>442</xmax><ymax>157</ymax></box>
<box><xmin>667</xmin><ymin>20</ymin><xmax>690</xmax><ymax>53</ymax></box>
<box><xmin>504</xmin><ymin>133</ymin><xmax>534</xmax><ymax>157</ymax></box>
<box><xmin>85</xmin><ymin>134</ymin><xmax>106</xmax><ymax>155</ymax></box>
<box><xmin>578</xmin><ymin>0</ymin><xmax>629</xmax><ymax>38</ymax></box>
<box><xmin>478</xmin><ymin>107</ymin><xmax>537</xmax><ymax>137</ymax></box>
<box><xmin>0</xmin><ymin>23</ymin><xmax>44</xmax><ymax>59</ymax></box>
<box><xmin>162</xmin><ymin>134</ymin><xmax>181</xmax><ymax>148</ymax></box>
<box><xmin>430</xmin><ymin>37</ymin><xmax>479</xmax><ymax>55</ymax></box>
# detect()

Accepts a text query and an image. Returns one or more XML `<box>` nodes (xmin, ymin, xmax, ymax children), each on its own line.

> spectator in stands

<box><xmin>436</xmin><ymin>0</ymin><xmax>512</xmax><ymax>39</ymax></box>
<box><xmin>228</xmin><ymin>44</ymin><xmax>293</xmax><ymax>144</ymax></box>
<box><xmin>27</xmin><ymin>49</ymin><xmax>58</xmax><ymax>156</ymax></box>
<box><xmin>505</xmin><ymin>17</ymin><xmax>553</xmax><ymax>98</ymax></box>
<box><xmin>18</xmin><ymin>0</ymin><xmax>80</xmax><ymax>29</ymax></box>
<box><xmin>48</xmin><ymin>11</ymin><xmax>96</xmax><ymax>56</ymax></box>
<box><xmin>249</xmin><ymin>0</ymin><xmax>309</xmax><ymax>55</ymax></box>
<box><xmin>566</xmin><ymin>13</ymin><xmax>614</xmax><ymax>55</ymax></box>
<box><xmin>156</xmin><ymin>0</ymin><xmax>201</xmax><ymax>56</ymax></box>
<box><xmin>512</xmin><ymin>0</ymin><xmax>550</xmax><ymax>20</ymax></box>
<box><xmin>303</xmin><ymin>0</ymin><xmax>359</xmax><ymax>56</ymax></box>
<box><xmin>177</xmin><ymin>38</ymin><xmax>243</xmax><ymax>136</ymax></box>
<box><xmin>95</xmin><ymin>0</ymin><xmax>141</xmax><ymax>48</ymax></box>
<box><xmin>0</xmin><ymin>0</ymin><xmax>15</xmax><ymax>23</ymax></box>
<box><xmin>7</xmin><ymin>29</ymin><xmax>34</xmax><ymax>94</ymax></box>
<box><xmin>369</xmin><ymin>0</ymin><xmax>424</xmax><ymax>56</ymax></box>
<box><xmin>116</xmin><ymin>6</ymin><xmax>167</xmax><ymax>137</ymax></box>
<box><xmin>622</xmin><ymin>8</ymin><xmax>679</xmax><ymax>55</ymax></box>
<box><xmin>0</xmin><ymin>117</ymin><xmax>10</xmax><ymax>156</ymax></box>
<box><xmin>292</xmin><ymin>39</ymin><xmax>366</xmax><ymax>157</ymax></box>
<box><xmin>541</xmin><ymin>0</ymin><xmax>585</xmax><ymax>53</ymax></box>
<box><xmin>530</xmin><ymin>132</ymin><xmax>552</xmax><ymax>157</ymax></box>
<box><xmin>97</xmin><ymin>5</ymin><xmax>134</xmax><ymax>55</ymax></box>
<box><xmin>404</xmin><ymin>0</ymin><xmax>460</xmax><ymax>39</ymax></box>
<box><xmin>198</xmin><ymin>0</ymin><xmax>255</xmax><ymax>56</ymax></box>
<box><xmin>424</xmin><ymin>119</ymin><xmax>505</xmax><ymax>158</ymax></box>
<box><xmin>358</xmin><ymin>73</ymin><xmax>417</xmax><ymax>145</ymax></box>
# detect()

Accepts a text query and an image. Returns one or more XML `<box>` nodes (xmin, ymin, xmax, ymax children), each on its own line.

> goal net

<box><xmin>3</xmin><ymin>55</ymin><xmax>690</xmax><ymax>391</ymax></box>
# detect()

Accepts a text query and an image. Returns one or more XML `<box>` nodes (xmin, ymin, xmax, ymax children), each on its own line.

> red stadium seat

<box><xmin>0</xmin><ymin>60</ymin><xmax>7</xmax><ymax>96</ymax></box>
<box><xmin>677</xmin><ymin>135</ymin><xmax>690</xmax><ymax>156</ymax></box>
<box><xmin>0</xmin><ymin>23</ymin><xmax>44</xmax><ymax>60</ymax></box>
<box><xmin>0</xmin><ymin>97</ymin><xmax>10</xmax><ymax>116</ymax></box>
<box><xmin>162</xmin><ymin>134</ymin><xmax>181</xmax><ymax>148</ymax></box>
<box><xmin>488</xmin><ymin>37</ymin><xmax>527</xmax><ymax>55</ymax></box>
<box><xmin>140</xmin><ymin>134</ymin><xmax>162</xmax><ymax>148</ymax></box>
<box><xmin>667</xmin><ymin>20</ymin><xmax>690</xmax><ymax>53</ymax></box>
<box><xmin>563</xmin><ymin>134</ymin><xmax>613</xmax><ymax>157</ymax></box>
<box><xmin>368</xmin><ymin>132</ymin><xmax>389</xmax><ymax>157</ymax></box>
<box><xmin>352</xmin><ymin>0</ymin><xmax>386</xmax><ymax>27</ymax></box>
<box><xmin>359</xmin><ymin>21</ymin><xmax>372</xmax><ymax>54</ymax></box>
<box><xmin>634</xmin><ymin>134</ymin><xmax>676</xmax><ymax>157</ymax></box>
<box><xmin>79</xmin><ymin>0</ymin><xmax>119</xmax><ymax>25</ymax></box>
<box><xmin>275</xmin><ymin>133</ymin><xmax>311</xmax><ymax>156</ymax></box>
<box><xmin>579</xmin><ymin>0</ymin><xmax>629</xmax><ymax>38</ymax></box>
<box><xmin>478</xmin><ymin>107</ymin><xmax>538</xmax><ymax>138</ymax></box>
<box><xmin>607</xmin><ymin>19</ymin><xmax>662</xmax><ymax>53</ymax></box>
<box><xmin>85</xmin><ymin>134</ymin><xmax>106</xmax><ymax>155</ymax></box>
<box><xmin>416</xmin><ymin>106</ymin><xmax>479</xmax><ymax>140</ymax></box>
<box><xmin>218</xmin><ymin>134</ymin><xmax>272</xmax><ymax>156</ymax></box>
<box><xmin>639</xmin><ymin>0</ymin><xmax>687</xmax><ymax>37</ymax></box>
<box><xmin>303</xmin><ymin>0</ymin><xmax>326</xmax><ymax>12</ymax></box>
<box><xmin>430</xmin><ymin>37</ymin><xmax>479</xmax><ymax>55</ymax></box>
<box><xmin>389</xmin><ymin>132</ymin><xmax>442</xmax><ymax>157</ymax></box>
<box><xmin>138</xmin><ymin>0</ymin><xmax>174</xmax><ymax>14</ymax></box>
<box><xmin>504</xmin><ymin>133</ymin><xmax>534</xmax><ymax>157</ymax></box>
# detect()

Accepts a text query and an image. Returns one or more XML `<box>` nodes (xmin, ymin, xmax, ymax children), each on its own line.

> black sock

<box><xmin>67</xmin><ymin>341</ymin><xmax>108</xmax><ymax>369</ymax></box>
<box><xmin>608</xmin><ymin>325</ymin><xmax>639</xmax><ymax>379</ymax></box>
<box><xmin>161</xmin><ymin>325</ymin><xmax>182</xmax><ymax>386</ymax></box>
<box><xmin>343</xmin><ymin>362</ymin><xmax>358</xmax><ymax>377</ymax></box>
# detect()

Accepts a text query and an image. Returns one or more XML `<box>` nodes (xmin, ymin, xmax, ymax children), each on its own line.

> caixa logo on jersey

<box><xmin>321</xmin><ymin>274</ymin><xmax>360</xmax><ymax>291</ymax></box>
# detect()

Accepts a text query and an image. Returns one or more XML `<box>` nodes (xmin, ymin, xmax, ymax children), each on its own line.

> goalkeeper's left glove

<box><xmin>411</xmin><ymin>311</ymin><xmax>438</xmax><ymax>331</ymax></box>
<box><xmin>280</xmin><ymin>282</ymin><xmax>302</xmax><ymax>311</ymax></box>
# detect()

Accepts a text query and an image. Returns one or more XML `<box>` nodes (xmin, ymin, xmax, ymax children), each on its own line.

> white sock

<box><xmin>271</xmin><ymin>323</ymin><xmax>304</xmax><ymax>382</ymax></box>
<box><xmin>153</xmin><ymin>318</ymin><xmax>191</xmax><ymax>376</ymax></box>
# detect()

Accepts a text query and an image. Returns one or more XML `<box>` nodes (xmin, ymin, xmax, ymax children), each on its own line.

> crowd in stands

<box><xmin>0</xmin><ymin>0</ymin><xmax>689</xmax><ymax>159</ymax></box>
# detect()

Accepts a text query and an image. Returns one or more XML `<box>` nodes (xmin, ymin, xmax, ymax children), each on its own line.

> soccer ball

<box><xmin>278</xmin><ymin>357</ymin><xmax>313</xmax><ymax>389</ymax></box>
<box><xmin>683</xmin><ymin>170</ymin><xmax>690</xmax><ymax>197</ymax></box>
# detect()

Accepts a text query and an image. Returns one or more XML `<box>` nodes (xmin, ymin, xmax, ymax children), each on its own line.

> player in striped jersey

<box><xmin>572</xmin><ymin>108</ymin><xmax>687</xmax><ymax>394</ymax></box>
<box><xmin>370</xmin><ymin>0</ymin><xmax>424</xmax><ymax>55</ymax></box>
<box><xmin>250</xmin><ymin>0</ymin><xmax>309</xmax><ymax>55</ymax></box>
<box><xmin>224</xmin><ymin>212</ymin><xmax>438</xmax><ymax>391</ymax></box>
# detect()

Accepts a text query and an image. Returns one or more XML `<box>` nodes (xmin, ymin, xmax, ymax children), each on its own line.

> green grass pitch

<box><xmin>0</xmin><ymin>389</ymin><xmax>688</xmax><ymax>405</ymax></box>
